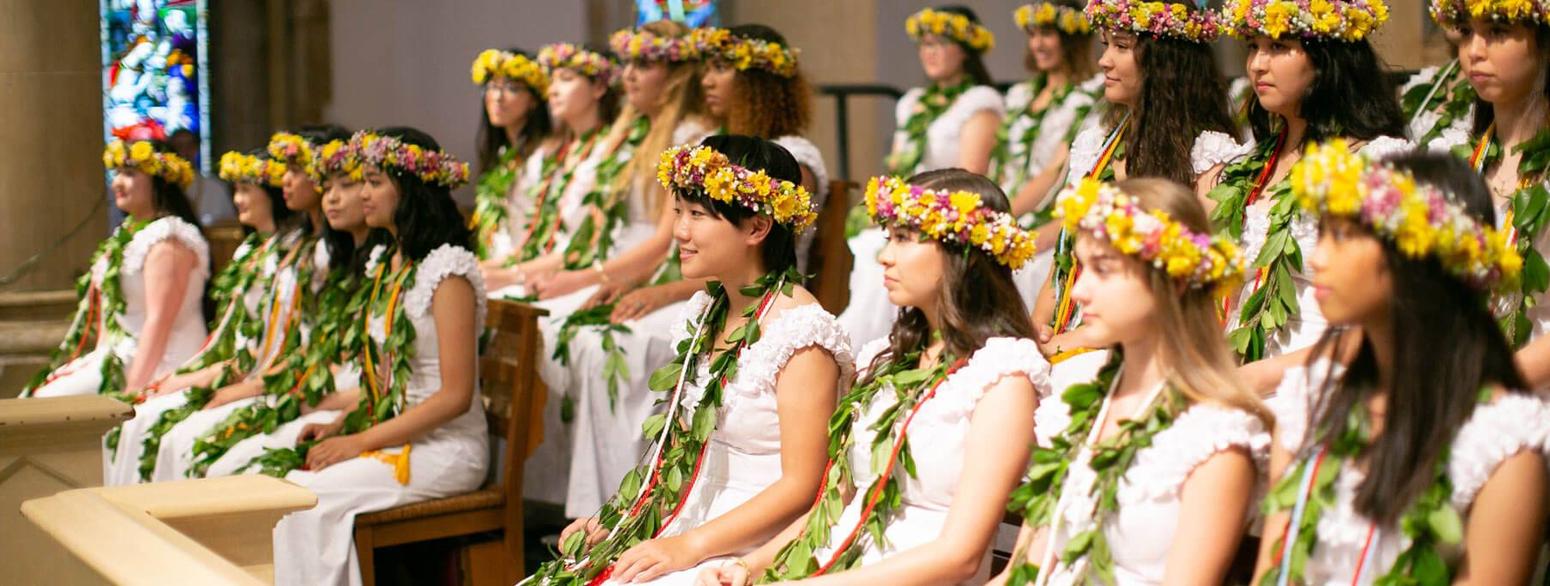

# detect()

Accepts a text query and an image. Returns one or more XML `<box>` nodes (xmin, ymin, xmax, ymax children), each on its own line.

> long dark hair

<box><xmin>1302</xmin><ymin>152</ymin><xmax>1526</xmax><ymax>526</ymax></box>
<box><xmin>279</xmin><ymin>124</ymin><xmax>352</xmax><ymax>236</ymax></box>
<box><xmin>671</xmin><ymin>135</ymin><xmax>800</xmax><ymax>275</ymax></box>
<box><xmin>231</xmin><ymin>148</ymin><xmax>294</xmax><ymax>233</ymax></box>
<box><xmin>865</xmin><ymin>169</ymin><xmax>1036</xmax><ymax>379</ymax></box>
<box><xmin>374</xmin><ymin>126</ymin><xmax>473</xmax><ymax>262</ymax></box>
<box><xmin>1246</xmin><ymin>39</ymin><xmax>1405</xmax><ymax>143</ymax></box>
<box><xmin>476</xmin><ymin>47</ymin><xmax>552</xmax><ymax>173</ymax></box>
<box><xmin>1109</xmin><ymin>32</ymin><xmax>1236</xmax><ymax>185</ymax></box>
<box><xmin>930</xmin><ymin>5</ymin><xmax>994</xmax><ymax>86</ymax></box>
<box><xmin>1469</xmin><ymin>25</ymin><xmax>1550</xmax><ymax>136</ymax></box>
<box><xmin>725</xmin><ymin>24</ymin><xmax>813</xmax><ymax>139</ymax></box>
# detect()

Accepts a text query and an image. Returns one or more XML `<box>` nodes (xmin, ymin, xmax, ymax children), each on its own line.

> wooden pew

<box><xmin>810</xmin><ymin>179</ymin><xmax>857</xmax><ymax>316</ymax></box>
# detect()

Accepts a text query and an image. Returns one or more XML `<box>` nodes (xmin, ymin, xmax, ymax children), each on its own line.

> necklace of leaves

<box><xmin>22</xmin><ymin>216</ymin><xmax>151</xmax><ymax>398</ymax></box>
<box><xmin>1465</xmin><ymin>122</ymin><xmax>1550</xmax><ymax>348</ymax></box>
<box><xmin>529</xmin><ymin>267</ymin><xmax>797</xmax><ymax>585</ymax></box>
<box><xmin>1006</xmin><ymin>357</ymin><xmax>1182</xmax><ymax>585</ymax></box>
<box><xmin>1048</xmin><ymin>117</ymin><xmax>1127</xmax><ymax>340</ymax></box>
<box><xmin>887</xmin><ymin>78</ymin><xmax>974</xmax><ymax>178</ymax></box>
<box><xmin>1402</xmin><ymin>60</ymin><xmax>1477</xmax><ymax>148</ymax></box>
<box><xmin>1208</xmin><ymin>127</ymin><xmax>1298</xmax><ymax>362</ymax></box>
<box><xmin>1260</xmin><ymin>393</ymin><xmax>1478</xmax><ymax>585</ymax></box>
<box><xmin>517</xmin><ymin>125</ymin><xmax>608</xmax><ymax>264</ymax></box>
<box><xmin>471</xmin><ymin>143</ymin><xmax>527</xmax><ymax>260</ymax></box>
<box><xmin>991</xmin><ymin>75</ymin><xmax>1087</xmax><ymax>204</ymax></box>
<box><xmin>760</xmin><ymin>340</ymin><xmax>963</xmax><ymax>581</ymax></box>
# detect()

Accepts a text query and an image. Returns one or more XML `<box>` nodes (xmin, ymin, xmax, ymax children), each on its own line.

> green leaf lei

<box><xmin>1209</xmin><ymin>135</ymin><xmax>1302</xmax><ymax>362</ymax></box>
<box><xmin>1401</xmin><ymin>60</ymin><xmax>1476</xmax><ymax>148</ymax></box>
<box><xmin>529</xmin><ymin>267</ymin><xmax>798</xmax><ymax>584</ymax></box>
<box><xmin>517</xmin><ymin>125</ymin><xmax>609</xmax><ymax>265</ymax></box>
<box><xmin>563</xmin><ymin>115</ymin><xmax>648</xmax><ymax>271</ymax></box>
<box><xmin>991</xmin><ymin>75</ymin><xmax>1095</xmax><ymax>219</ymax></box>
<box><xmin>1047</xmin><ymin>136</ymin><xmax>1122</xmax><ymax>333</ymax></box>
<box><xmin>550</xmin><ymin>304</ymin><xmax>632</xmax><ymax>423</ymax></box>
<box><xmin>759</xmin><ymin>347</ymin><xmax>956</xmax><ymax>581</ymax></box>
<box><xmin>22</xmin><ymin>217</ymin><xmax>151</xmax><ymax>398</ymax></box>
<box><xmin>1004</xmin><ymin>357</ymin><xmax>1185</xmax><ymax>585</ymax></box>
<box><xmin>1259</xmin><ymin>395</ymin><xmax>1476</xmax><ymax>585</ymax></box>
<box><xmin>886</xmin><ymin>79</ymin><xmax>972</xmax><ymax>178</ymax></box>
<box><xmin>471</xmin><ymin>145</ymin><xmax>526</xmax><ymax>260</ymax></box>
<box><xmin>1460</xmin><ymin>128</ymin><xmax>1550</xmax><ymax>348</ymax></box>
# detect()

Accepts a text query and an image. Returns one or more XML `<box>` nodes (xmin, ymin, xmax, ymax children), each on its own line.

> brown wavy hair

<box><xmin>1102</xmin><ymin>28</ymin><xmax>1236</xmax><ymax>185</ymax></box>
<box><xmin>721</xmin><ymin>24</ymin><xmax>812</xmax><ymax>139</ymax></box>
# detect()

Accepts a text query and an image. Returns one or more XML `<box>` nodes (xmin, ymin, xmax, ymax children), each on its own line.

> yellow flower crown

<box><xmin>346</xmin><ymin>131</ymin><xmax>471</xmax><ymax>189</ymax></box>
<box><xmin>218</xmin><ymin>151</ymin><xmax>285</xmax><ymax>187</ymax></box>
<box><xmin>610</xmin><ymin>28</ymin><xmax>700</xmax><ymax>63</ymax></box>
<box><xmin>537</xmin><ymin>43</ymin><xmax>618</xmax><ymax>85</ymax></box>
<box><xmin>690</xmin><ymin>28</ymin><xmax>800</xmax><ymax>78</ymax></box>
<box><xmin>1055</xmin><ymin>178</ymin><xmax>1246</xmax><ymax>288</ymax></box>
<box><xmin>864</xmin><ymin>175</ymin><xmax>1038</xmax><ymax>269</ymax></box>
<box><xmin>103</xmin><ymin>140</ymin><xmax>195</xmax><ymax>189</ymax></box>
<box><xmin>1223</xmin><ymin>0</ymin><xmax>1390</xmax><ymax>41</ymax></box>
<box><xmin>1086</xmin><ymin>0</ymin><xmax>1224</xmax><ymax>42</ymax></box>
<box><xmin>1429</xmin><ymin>0</ymin><xmax>1547</xmax><ymax>24</ymax></box>
<box><xmin>470</xmin><ymin>49</ymin><xmax>550</xmax><ymax>96</ymax></box>
<box><xmin>1292</xmin><ymin>140</ymin><xmax>1522</xmax><ymax>290</ymax></box>
<box><xmin>657</xmin><ymin>145</ymin><xmax>818</xmax><ymax>231</ymax></box>
<box><xmin>1017</xmin><ymin>2</ymin><xmax>1094</xmax><ymax>35</ymax></box>
<box><xmin>266</xmin><ymin>132</ymin><xmax>315</xmax><ymax>168</ymax></box>
<box><xmin>307</xmin><ymin>139</ymin><xmax>360</xmax><ymax>182</ymax></box>
<box><xmin>906</xmin><ymin>8</ymin><xmax>997</xmax><ymax>52</ymax></box>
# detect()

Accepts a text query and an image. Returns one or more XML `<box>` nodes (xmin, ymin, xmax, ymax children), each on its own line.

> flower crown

<box><xmin>690</xmin><ymin>27</ymin><xmax>800</xmax><ymax>77</ymax></box>
<box><xmin>1429</xmin><ymin>0</ymin><xmax>1548</xmax><ymax>25</ymax></box>
<box><xmin>537</xmin><ymin>43</ymin><xmax>618</xmax><ymax>84</ymax></box>
<box><xmin>610</xmin><ymin>28</ymin><xmax>700</xmax><ymax>63</ymax></box>
<box><xmin>1223</xmin><ymin>0</ymin><xmax>1390</xmax><ymax>41</ymax></box>
<box><xmin>307</xmin><ymin>139</ymin><xmax>361</xmax><ymax>182</ymax></box>
<box><xmin>657</xmin><ymin>145</ymin><xmax>818</xmax><ymax>231</ymax></box>
<box><xmin>346</xmin><ymin>131</ymin><xmax>470</xmax><ymax>189</ymax></box>
<box><xmin>1017</xmin><ymin>2</ymin><xmax>1094</xmax><ymax>35</ymax></box>
<box><xmin>470</xmin><ymin>49</ymin><xmax>550</xmax><ymax>95</ymax></box>
<box><xmin>267</xmin><ymin>132</ymin><xmax>315</xmax><ymax>168</ymax></box>
<box><xmin>103</xmin><ymin>140</ymin><xmax>195</xmax><ymax>189</ymax></box>
<box><xmin>1292</xmin><ymin>140</ymin><xmax>1522</xmax><ymax>290</ymax></box>
<box><xmin>1055</xmin><ymin>178</ymin><xmax>1246</xmax><ymax>288</ymax></box>
<box><xmin>864</xmin><ymin>175</ymin><xmax>1038</xmax><ymax>269</ymax></box>
<box><xmin>906</xmin><ymin>8</ymin><xmax>997</xmax><ymax>52</ymax></box>
<box><xmin>218</xmin><ymin>151</ymin><xmax>285</xmax><ymax>187</ymax></box>
<box><xmin>1085</xmin><ymin>0</ymin><xmax>1224</xmax><ymax>42</ymax></box>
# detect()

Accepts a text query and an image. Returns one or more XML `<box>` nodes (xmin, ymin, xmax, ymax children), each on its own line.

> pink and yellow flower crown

<box><xmin>307</xmin><ymin>139</ymin><xmax>360</xmax><ymax>182</ymax></box>
<box><xmin>104</xmin><ymin>140</ymin><xmax>195</xmax><ymax>189</ymax></box>
<box><xmin>1429</xmin><ymin>0</ymin><xmax>1548</xmax><ymax>25</ymax></box>
<box><xmin>1223</xmin><ymin>0</ymin><xmax>1390</xmax><ymax>41</ymax></box>
<box><xmin>1017</xmin><ymin>2</ymin><xmax>1094</xmax><ymax>35</ymax></box>
<box><xmin>218</xmin><ymin>151</ymin><xmax>285</xmax><ymax>187</ymax></box>
<box><xmin>864</xmin><ymin>175</ymin><xmax>1038</xmax><ymax>269</ymax></box>
<box><xmin>906</xmin><ymin>8</ymin><xmax>997</xmax><ymax>52</ymax></box>
<box><xmin>537</xmin><ymin>43</ymin><xmax>618</xmax><ymax>84</ymax></box>
<box><xmin>1085</xmin><ymin>0</ymin><xmax>1224</xmax><ymax>42</ymax></box>
<box><xmin>610</xmin><ymin>28</ymin><xmax>700</xmax><ymax>63</ymax></box>
<box><xmin>1056</xmin><ymin>178</ymin><xmax>1246</xmax><ymax>288</ymax></box>
<box><xmin>1293</xmin><ymin>140</ymin><xmax>1522</xmax><ymax>290</ymax></box>
<box><xmin>690</xmin><ymin>28</ymin><xmax>800</xmax><ymax>78</ymax></box>
<box><xmin>657</xmin><ymin>145</ymin><xmax>818</xmax><ymax>231</ymax></box>
<box><xmin>267</xmin><ymin>132</ymin><xmax>315</xmax><ymax>168</ymax></box>
<box><xmin>345</xmin><ymin>131</ymin><xmax>470</xmax><ymax>189</ymax></box>
<box><xmin>470</xmin><ymin>49</ymin><xmax>550</xmax><ymax>95</ymax></box>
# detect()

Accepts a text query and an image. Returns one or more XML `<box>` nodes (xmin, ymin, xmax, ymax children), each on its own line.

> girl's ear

<box><xmin>744</xmin><ymin>214</ymin><xmax>774</xmax><ymax>246</ymax></box>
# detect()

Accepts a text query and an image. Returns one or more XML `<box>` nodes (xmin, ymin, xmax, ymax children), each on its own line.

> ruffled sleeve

<box><xmin>1448</xmin><ymin>394</ymin><xmax>1550</xmax><ymax>510</ymax></box>
<box><xmin>729</xmin><ymin>304</ymin><xmax>855</xmax><ymax>400</ymax></box>
<box><xmin>403</xmin><ymin>244</ymin><xmax>487</xmax><ymax>331</ymax></box>
<box><xmin>951</xmin><ymin>86</ymin><xmax>1005</xmax><ymax>121</ymax></box>
<box><xmin>1065</xmin><ymin>126</ymin><xmax>1108</xmax><ymax>185</ymax></box>
<box><xmin>1191</xmin><ymin>130</ymin><xmax>1254</xmax><ymax>176</ymax></box>
<box><xmin>928</xmin><ymin>337</ymin><xmax>1049</xmax><ymax>423</ymax></box>
<box><xmin>773</xmin><ymin>135</ymin><xmax>830</xmax><ymax>201</ymax></box>
<box><xmin>672</xmin><ymin>119</ymin><xmax>712</xmax><ymax>147</ymax></box>
<box><xmin>668</xmin><ymin>290</ymin><xmax>714</xmax><ymax>349</ymax></box>
<box><xmin>1266</xmin><ymin>359</ymin><xmax>1342</xmax><ymax>451</ymax></box>
<box><xmin>1033</xmin><ymin>389</ymin><xmax>1072</xmax><ymax>448</ymax></box>
<box><xmin>123</xmin><ymin>216</ymin><xmax>211</xmax><ymax>278</ymax></box>
<box><xmin>1357</xmin><ymin>135</ymin><xmax>1415</xmax><ymax>160</ymax></box>
<box><xmin>1119</xmin><ymin>405</ymin><xmax>1271</xmax><ymax>504</ymax></box>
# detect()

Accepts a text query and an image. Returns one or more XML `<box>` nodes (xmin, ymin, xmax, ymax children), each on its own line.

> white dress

<box><xmin>32</xmin><ymin>216</ymin><xmax>210</xmax><ymax>398</ymax></box>
<box><xmin>273</xmin><ymin>244</ymin><xmax>490</xmax><ymax>586</ymax></box>
<box><xmin>807</xmin><ymin>337</ymin><xmax>1049</xmax><ymax>584</ymax></box>
<box><xmin>597</xmin><ymin>292</ymin><xmax>854</xmax><ymax>586</ymax></box>
<box><xmin>1223</xmin><ymin>136</ymin><xmax>1413</xmax><ymax>357</ymax></box>
<box><xmin>840</xmin><ymin>87</ymin><xmax>1006</xmax><ymax>350</ymax></box>
<box><xmin>995</xmin><ymin>74</ymin><xmax>1104</xmax><ymax>198</ymax></box>
<box><xmin>1267</xmin><ymin>361</ymin><xmax>1550</xmax><ymax>584</ymax></box>
<box><xmin>1033</xmin><ymin>396</ymin><xmax>1270</xmax><ymax>583</ymax></box>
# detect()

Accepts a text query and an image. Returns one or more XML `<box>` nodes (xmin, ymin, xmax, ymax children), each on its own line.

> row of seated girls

<box><xmin>19</xmin><ymin>0</ymin><xmax>1550</xmax><ymax>584</ymax></box>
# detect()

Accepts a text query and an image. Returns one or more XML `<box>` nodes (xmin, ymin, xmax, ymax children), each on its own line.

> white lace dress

<box><xmin>1224</xmin><ymin>136</ymin><xmax>1413</xmax><ymax>357</ymax></box>
<box><xmin>805</xmin><ymin>337</ymin><xmax>1049</xmax><ymax>584</ymax></box>
<box><xmin>1033</xmin><ymin>395</ymin><xmax>1270</xmax><ymax>584</ymax></box>
<box><xmin>1267</xmin><ymin>360</ymin><xmax>1550</xmax><ymax>584</ymax></box>
<box><xmin>32</xmin><ymin>216</ymin><xmax>211</xmax><ymax>398</ymax></box>
<box><xmin>273</xmin><ymin>244</ymin><xmax>490</xmax><ymax>586</ymax></box>
<box><xmin>596</xmin><ymin>293</ymin><xmax>854</xmax><ymax>586</ymax></box>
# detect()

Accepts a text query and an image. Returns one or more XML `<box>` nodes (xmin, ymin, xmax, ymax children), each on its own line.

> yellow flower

<box><xmin>129</xmin><ymin>141</ymin><xmax>154</xmax><ymax>162</ymax></box>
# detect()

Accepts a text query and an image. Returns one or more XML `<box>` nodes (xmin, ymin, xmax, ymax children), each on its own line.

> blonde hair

<box><xmin>611</xmin><ymin>20</ymin><xmax>708</xmax><ymax>218</ymax></box>
<box><xmin>1116</xmin><ymin>178</ymin><xmax>1272</xmax><ymax>425</ymax></box>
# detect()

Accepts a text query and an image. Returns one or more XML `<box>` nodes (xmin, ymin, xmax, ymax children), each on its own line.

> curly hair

<box><xmin>1103</xmin><ymin>32</ymin><xmax>1236</xmax><ymax>185</ymax></box>
<box><xmin>724</xmin><ymin>24</ymin><xmax>812</xmax><ymax>139</ymax></box>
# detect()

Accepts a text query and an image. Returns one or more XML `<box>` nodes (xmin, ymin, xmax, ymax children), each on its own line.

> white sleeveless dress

<box><xmin>272</xmin><ymin>244</ymin><xmax>490</xmax><ymax>586</ymax></box>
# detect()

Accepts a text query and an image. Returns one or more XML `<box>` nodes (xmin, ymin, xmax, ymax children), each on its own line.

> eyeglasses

<box><xmin>484</xmin><ymin>83</ymin><xmax>526</xmax><ymax>97</ymax></box>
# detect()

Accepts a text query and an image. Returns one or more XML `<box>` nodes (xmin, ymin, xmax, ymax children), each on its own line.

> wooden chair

<box><xmin>809</xmin><ymin>179</ymin><xmax>857</xmax><ymax>316</ymax></box>
<box><xmin>202</xmin><ymin>221</ymin><xmax>246</xmax><ymax>276</ymax></box>
<box><xmin>352</xmin><ymin>300</ymin><xmax>549</xmax><ymax>585</ymax></box>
